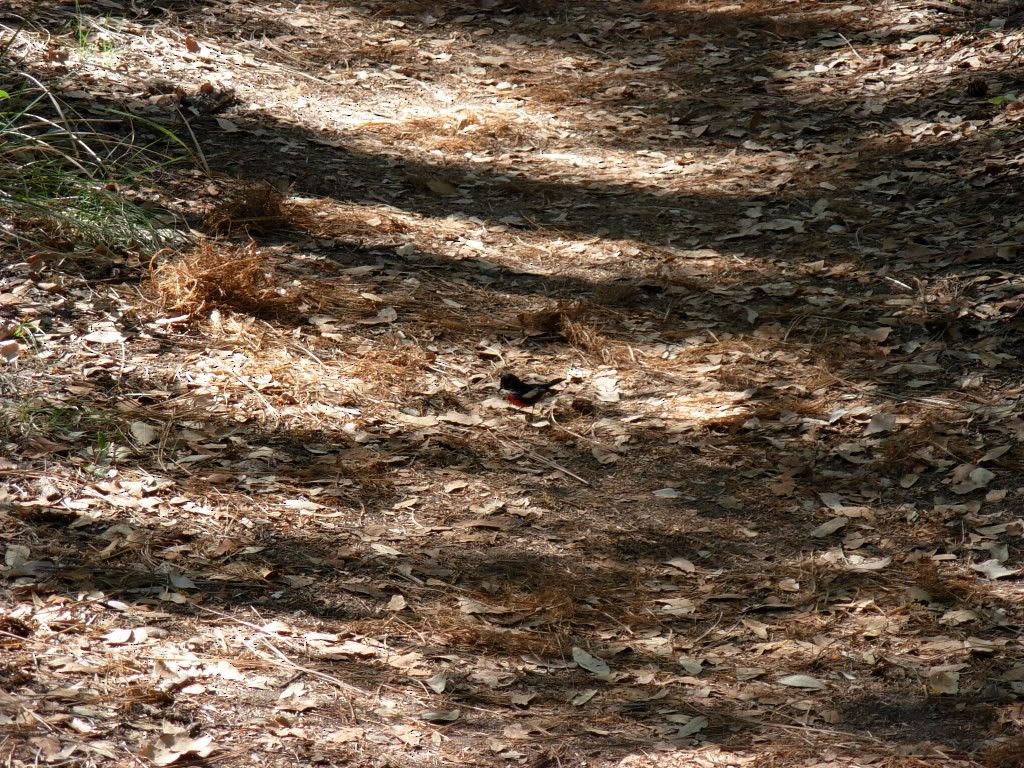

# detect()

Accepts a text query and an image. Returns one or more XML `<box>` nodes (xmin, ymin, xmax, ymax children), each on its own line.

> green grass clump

<box><xmin>0</xmin><ymin>31</ymin><xmax>187</xmax><ymax>258</ymax></box>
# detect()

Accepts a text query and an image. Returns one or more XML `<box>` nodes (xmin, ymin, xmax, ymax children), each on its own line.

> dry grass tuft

<box><xmin>516</xmin><ymin>301</ymin><xmax>583</xmax><ymax>336</ymax></box>
<box><xmin>981</xmin><ymin>737</ymin><xmax>1024</xmax><ymax>768</ymax></box>
<box><xmin>149</xmin><ymin>241</ymin><xmax>297</xmax><ymax>319</ymax></box>
<box><xmin>426</xmin><ymin>607</ymin><xmax>571</xmax><ymax>658</ymax></box>
<box><xmin>286</xmin><ymin>199</ymin><xmax>410</xmax><ymax>241</ymax></box>
<box><xmin>514</xmin><ymin>301</ymin><xmax>625</xmax><ymax>362</ymax></box>
<box><xmin>369</xmin><ymin>112</ymin><xmax>527</xmax><ymax>153</ymax></box>
<box><xmin>562</xmin><ymin>314</ymin><xmax>606</xmax><ymax>355</ymax></box>
<box><xmin>879</xmin><ymin>420</ymin><xmax>973</xmax><ymax>474</ymax></box>
<box><xmin>516</xmin><ymin>307</ymin><xmax>565</xmax><ymax>336</ymax></box>
<box><xmin>515</xmin><ymin>301</ymin><xmax>610</xmax><ymax>356</ymax></box>
<box><xmin>911</xmin><ymin>559</ymin><xmax>979</xmax><ymax>604</ymax></box>
<box><xmin>205</xmin><ymin>181</ymin><xmax>288</xmax><ymax>236</ymax></box>
<box><xmin>594</xmin><ymin>281</ymin><xmax>643</xmax><ymax>306</ymax></box>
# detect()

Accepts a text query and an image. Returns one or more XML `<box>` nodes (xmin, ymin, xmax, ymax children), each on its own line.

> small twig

<box><xmin>692</xmin><ymin>610</ymin><xmax>725</xmax><ymax>645</ymax></box>
<box><xmin>255</xmin><ymin>636</ymin><xmax>368</xmax><ymax>696</ymax></box>
<box><xmin>217</xmin><ymin>360</ymin><xmax>279</xmax><ymax>419</ymax></box>
<box><xmin>835</xmin><ymin>32</ymin><xmax>864</xmax><ymax>61</ymax></box>
<box><xmin>877</xmin><ymin>391</ymin><xmax>974</xmax><ymax>409</ymax></box>
<box><xmin>496</xmin><ymin>435</ymin><xmax>590</xmax><ymax>486</ymax></box>
<box><xmin>883</xmin><ymin>275</ymin><xmax>914</xmax><ymax>292</ymax></box>
<box><xmin>288</xmin><ymin>340</ymin><xmax>328</xmax><ymax>368</ymax></box>
<box><xmin>548</xmin><ymin>410</ymin><xmax>610</xmax><ymax>450</ymax></box>
<box><xmin>919</xmin><ymin>0</ymin><xmax>969</xmax><ymax>13</ymax></box>
<box><xmin>172</xmin><ymin>107</ymin><xmax>211</xmax><ymax>175</ymax></box>
<box><xmin>725</xmin><ymin>713</ymin><xmax>888</xmax><ymax>744</ymax></box>
<box><xmin>195</xmin><ymin>605</ymin><xmax>370</xmax><ymax>696</ymax></box>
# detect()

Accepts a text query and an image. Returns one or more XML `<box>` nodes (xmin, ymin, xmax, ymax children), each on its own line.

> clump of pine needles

<box><xmin>150</xmin><ymin>241</ymin><xmax>297</xmax><ymax>319</ymax></box>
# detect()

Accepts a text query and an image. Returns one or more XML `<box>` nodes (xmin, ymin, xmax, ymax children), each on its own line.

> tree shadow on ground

<box><xmin>10</xmin><ymin>0</ymin><xmax>1021</xmax><ymax>286</ymax></box>
<box><xmin>4</xmin><ymin>465</ymin><xmax>1017</xmax><ymax>764</ymax></box>
<box><xmin>3</xmin><ymin>0</ymin><xmax>1024</xmax><ymax>765</ymax></box>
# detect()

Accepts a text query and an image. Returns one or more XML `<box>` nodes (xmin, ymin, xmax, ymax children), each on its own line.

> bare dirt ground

<box><xmin>3</xmin><ymin>0</ymin><xmax>1024</xmax><ymax>765</ymax></box>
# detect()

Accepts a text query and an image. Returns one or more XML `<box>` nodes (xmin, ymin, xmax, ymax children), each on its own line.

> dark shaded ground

<box><xmin>2</xmin><ymin>0</ymin><xmax>1024</xmax><ymax>766</ymax></box>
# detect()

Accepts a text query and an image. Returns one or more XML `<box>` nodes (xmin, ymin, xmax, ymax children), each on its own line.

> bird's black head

<box><xmin>499</xmin><ymin>374</ymin><xmax>521</xmax><ymax>391</ymax></box>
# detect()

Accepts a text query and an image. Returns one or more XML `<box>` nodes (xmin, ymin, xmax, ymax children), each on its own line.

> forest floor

<box><xmin>2</xmin><ymin>0</ymin><xmax>1024</xmax><ymax>765</ymax></box>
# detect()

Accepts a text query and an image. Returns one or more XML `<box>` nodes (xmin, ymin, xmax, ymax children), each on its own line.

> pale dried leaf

<box><xmin>674</xmin><ymin>715</ymin><xmax>708</xmax><ymax>738</ymax></box>
<box><xmin>83</xmin><ymin>329</ymin><xmax>126</xmax><ymax>344</ymax></box>
<box><xmin>571</xmin><ymin>689</ymin><xmax>598</xmax><ymax>706</ymax></box>
<box><xmin>678</xmin><ymin>657</ymin><xmax>703</xmax><ymax>675</ymax></box>
<box><xmin>426</xmin><ymin>673</ymin><xmax>447</xmax><ymax>693</ymax></box>
<box><xmin>939</xmin><ymin>609</ymin><xmax>978</xmax><ymax>625</ymax></box>
<box><xmin>130</xmin><ymin>421</ymin><xmax>160</xmax><ymax>446</ymax></box>
<box><xmin>387</xmin><ymin>594</ymin><xmax>407</xmax><ymax>611</ymax></box>
<box><xmin>318</xmin><ymin>640</ymin><xmax>380</xmax><ymax>658</ymax></box>
<box><xmin>440</xmin><ymin>411</ymin><xmax>482</xmax><ymax>426</ymax></box>
<box><xmin>743</xmin><ymin>618</ymin><xmax>769</xmax><ymax>639</ymax></box>
<box><xmin>810</xmin><ymin>516</ymin><xmax>848</xmax><ymax>538</ymax></box>
<box><xmin>141</xmin><ymin>730</ymin><xmax>214</xmax><ymax>766</ymax></box>
<box><xmin>864</xmin><ymin>413</ymin><xmax>896</xmax><ymax>435</ymax></box>
<box><xmin>927</xmin><ymin>670</ymin><xmax>959</xmax><ymax>695</ymax></box>
<box><xmin>572</xmin><ymin>647</ymin><xmax>611</xmax><ymax>679</ymax></box>
<box><xmin>844</xmin><ymin>555</ymin><xmax>891</xmax><ymax>572</ymax></box>
<box><xmin>397</xmin><ymin>413</ymin><xmax>439</xmax><ymax>427</ymax></box>
<box><xmin>864</xmin><ymin>327</ymin><xmax>892</xmax><ymax>342</ymax></box>
<box><xmin>103</xmin><ymin>628</ymin><xmax>134</xmax><ymax>644</ymax></box>
<box><xmin>326</xmin><ymin>727</ymin><xmax>364</xmax><ymax>743</ymax></box>
<box><xmin>4</xmin><ymin>543</ymin><xmax>29</xmax><ymax>567</ymax></box>
<box><xmin>664</xmin><ymin>557</ymin><xmax>696</xmax><ymax>573</ymax></box>
<box><xmin>778</xmin><ymin>674</ymin><xmax>826</xmax><ymax>690</ymax></box>
<box><xmin>736</xmin><ymin>667</ymin><xmax>766</xmax><ymax>681</ymax></box>
<box><xmin>592</xmin><ymin>375</ymin><xmax>620</xmax><ymax>402</ymax></box>
<box><xmin>276</xmin><ymin>694</ymin><xmax>323</xmax><ymax>712</ymax></box>
<box><xmin>420</xmin><ymin>708</ymin><xmax>461</xmax><ymax>722</ymax></box>
<box><xmin>654</xmin><ymin>487</ymin><xmax>683</xmax><ymax>498</ymax></box>
<box><xmin>972</xmin><ymin>559</ymin><xmax>1019</xmax><ymax>580</ymax></box>
<box><xmin>457</xmin><ymin>597</ymin><xmax>511</xmax><ymax>614</ymax></box>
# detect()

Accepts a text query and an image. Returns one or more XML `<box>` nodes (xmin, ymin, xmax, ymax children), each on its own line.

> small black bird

<box><xmin>499</xmin><ymin>373</ymin><xmax>563</xmax><ymax>408</ymax></box>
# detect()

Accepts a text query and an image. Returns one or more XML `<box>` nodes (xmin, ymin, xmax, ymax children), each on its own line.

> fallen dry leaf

<box><xmin>141</xmin><ymin>726</ymin><xmax>214</xmax><ymax>765</ymax></box>
<box><xmin>810</xmin><ymin>516</ymin><xmax>848</xmax><ymax>538</ymax></box>
<box><xmin>777</xmin><ymin>674</ymin><xmax>826</xmax><ymax>690</ymax></box>
<box><xmin>864</xmin><ymin>413</ymin><xmax>896</xmax><ymax>435</ymax></box>
<box><xmin>572</xmin><ymin>647</ymin><xmax>611</xmax><ymax>680</ymax></box>
<box><xmin>927</xmin><ymin>670</ymin><xmax>960</xmax><ymax>695</ymax></box>
<box><xmin>971</xmin><ymin>559</ymin><xmax>1019</xmax><ymax>580</ymax></box>
<box><xmin>420</xmin><ymin>708</ymin><xmax>461</xmax><ymax>722</ymax></box>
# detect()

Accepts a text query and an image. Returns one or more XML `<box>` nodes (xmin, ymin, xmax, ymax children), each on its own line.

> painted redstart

<box><xmin>499</xmin><ymin>373</ymin><xmax>563</xmax><ymax>408</ymax></box>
